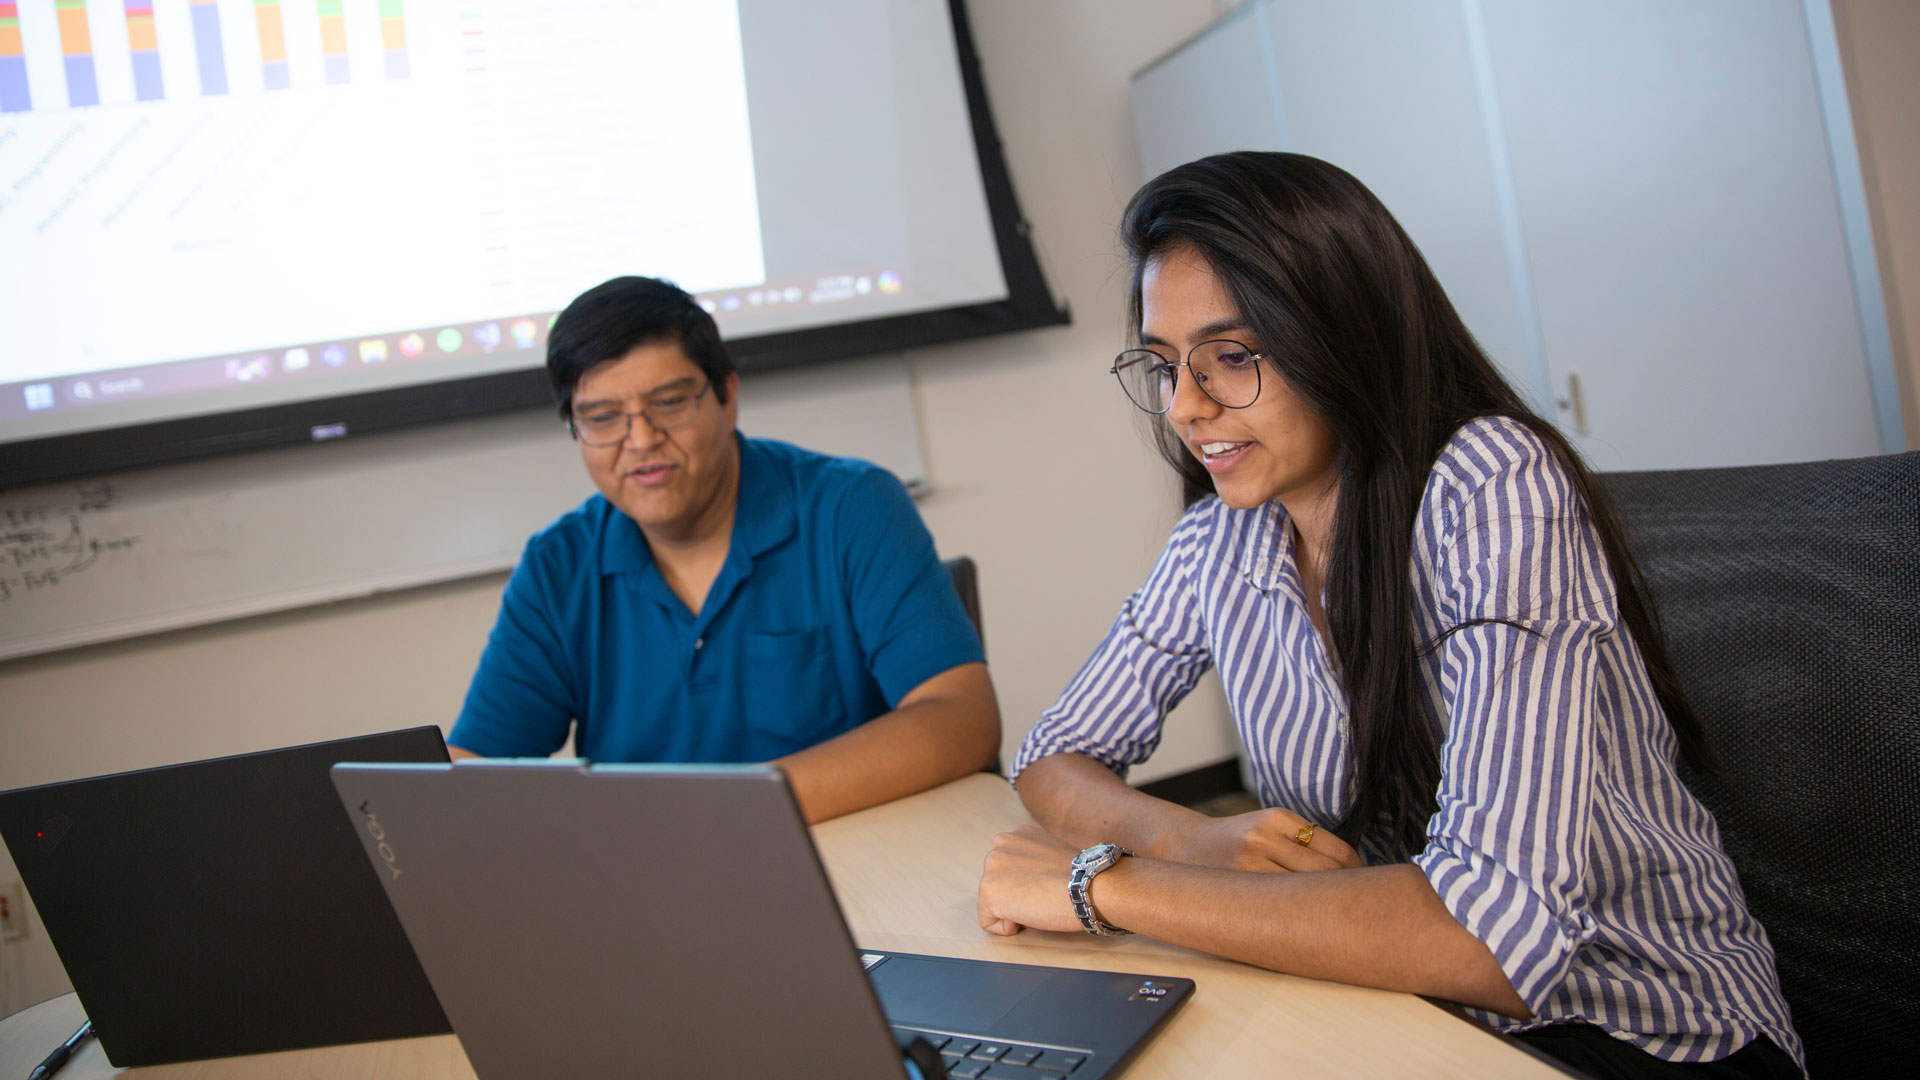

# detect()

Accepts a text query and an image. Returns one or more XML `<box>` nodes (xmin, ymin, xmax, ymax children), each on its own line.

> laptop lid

<box><xmin>330</xmin><ymin>760</ymin><xmax>1192</xmax><ymax>1080</ymax></box>
<box><xmin>0</xmin><ymin>726</ymin><xmax>453</xmax><ymax>1066</ymax></box>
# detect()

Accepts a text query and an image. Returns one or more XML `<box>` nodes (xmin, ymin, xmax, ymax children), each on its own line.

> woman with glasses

<box><xmin>976</xmin><ymin>153</ymin><xmax>1802</xmax><ymax>1080</ymax></box>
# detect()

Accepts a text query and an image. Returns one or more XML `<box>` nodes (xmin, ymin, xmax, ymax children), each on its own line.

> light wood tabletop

<box><xmin>0</xmin><ymin>773</ymin><xmax>1563</xmax><ymax>1078</ymax></box>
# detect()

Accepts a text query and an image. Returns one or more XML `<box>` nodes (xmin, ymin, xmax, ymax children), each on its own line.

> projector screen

<box><xmin>0</xmin><ymin>0</ymin><xmax>1062</xmax><ymax>488</ymax></box>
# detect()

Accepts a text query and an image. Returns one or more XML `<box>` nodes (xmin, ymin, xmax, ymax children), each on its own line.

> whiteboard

<box><xmin>0</xmin><ymin>356</ymin><xmax>925</xmax><ymax>660</ymax></box>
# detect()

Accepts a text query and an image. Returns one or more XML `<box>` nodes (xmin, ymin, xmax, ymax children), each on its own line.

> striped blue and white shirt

<box><xmin>1013</xmin><ymin>417</ymin><xmax>1803</xmax><ymax>1069</ymax></box>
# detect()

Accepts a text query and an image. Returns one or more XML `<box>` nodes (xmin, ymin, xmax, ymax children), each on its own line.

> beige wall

<box><xmin>1832</xmin><ymin>0</ymin><xmax>1920</xmax><ymax>448</ymax></box>
<box><xmin>0</xmin><ymin>1</ymin><xmax>1228</xmax><ymax>1015</ymax></box>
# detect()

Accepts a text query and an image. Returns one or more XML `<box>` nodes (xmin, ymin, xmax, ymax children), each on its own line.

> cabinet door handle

<box><xmin>1556</xmin><ymin>372</ymin><xmax>1590</xmax><ymax>436</ymax></box>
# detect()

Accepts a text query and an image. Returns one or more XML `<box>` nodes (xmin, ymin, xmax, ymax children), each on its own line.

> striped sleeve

<box><xmin>1009</xmin><ymin>508</ymin><xmax>1216</xmax><ymax>783</ymax></box>
<box><xmin>1412</xmin><ymin>429</ymin><xmax>1615</xmax><ymax>1014</ymax></box>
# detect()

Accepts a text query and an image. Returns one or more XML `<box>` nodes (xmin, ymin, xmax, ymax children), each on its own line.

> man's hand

<box><xmin>977</xmin><ymin>824</ymin><xmax>1087</xmax><ymax>936</ymax></box>
<box><xmin>1159</xmin><ymin>808</ymin><xmax>1363</xmax><ymax>873</ymax></box>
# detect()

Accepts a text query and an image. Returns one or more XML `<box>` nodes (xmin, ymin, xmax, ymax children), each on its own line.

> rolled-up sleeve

<box><xmin>449</xmin><ymin>539</ymin><xmax>579</xmax><ymax>758</ymax></box>
<box><xmin>1412</xmin><ymin>437</ymin><xmax>1614</xmax><ymax>1014</ymax></box>
<box><xmin>835</xmin><ymin>467</ymin><xmax>985</xmax><ymax>707</ymax></box>
<box><xmin>1010</xmin><ymin>511</ymin><xmax>1215</xmax><ymax>783</ymax></box>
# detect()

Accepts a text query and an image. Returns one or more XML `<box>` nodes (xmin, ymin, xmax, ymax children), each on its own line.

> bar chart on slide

<box><xmin>256</xmin><ymin>0</ymin><xmax>288</xmax><ymax>89</ymax></box>
<box><xmin>317</xmin><ymin>0</ymin><xmax>346</xmax><ymax>83</ymax></box>
<box><xmin>189</xmin><ymin>0</ymin><xmax>225</xmax><ymax>94</ymax></box>
<box><xmin>123</xmin><ymin>1</ymin><xmax>159</xmax><ymax>100</ymax></box>
<box><xmin>0</xmin><ymin>0</ymin><xmax>412</xmax><ymax>113</ymax></box>
<box><xmin>55</xmin><ymin>0</ymin><xmax>95</xmax><ymax>107</ymax></box>
<box><xmin>380</xmin><ymin>0</ymin><xmax>405</xmax><ymax>79</ymax></box>
<box><xmin>0</xmin><ymin>3</ymin><xmax>28</xmax><ymax>112</ymax></box>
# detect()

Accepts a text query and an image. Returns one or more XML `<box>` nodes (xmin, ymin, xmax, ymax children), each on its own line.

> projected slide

<box><xmin>0</xmin><ymin>0</ymin><xmax>1009</xmax><ymax>458</ymax></box>
<box><xmin>0</xmin><ymin>0</ymin><xmax>765</xmax><ymax>408</ymax></box>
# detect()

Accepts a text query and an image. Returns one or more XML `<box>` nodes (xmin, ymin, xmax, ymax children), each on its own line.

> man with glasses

<box><xmin>448</xmin><ymin>276</ymin><xmax>999</xmax><ymax>822</ymax></box>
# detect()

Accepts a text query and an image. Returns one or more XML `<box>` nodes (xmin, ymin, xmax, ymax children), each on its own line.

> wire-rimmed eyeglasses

<box><xmin>1110</xmin><ymin>339</ymin><xmax>1266</xmax><ymax>414</ymax></box>
<box><xmin>567</xmin><ymin>379</ymin><xmax>714</xmax><ymax>446</ymax></box>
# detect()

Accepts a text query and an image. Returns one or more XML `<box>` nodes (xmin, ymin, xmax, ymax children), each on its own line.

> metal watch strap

<box><xmin>1068</xmin><ymin>842</ymin><xmax>1133</xmax><ymax>936</ymax></box>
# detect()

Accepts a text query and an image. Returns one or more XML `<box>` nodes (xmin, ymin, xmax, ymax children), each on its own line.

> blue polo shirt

<box><xmin>449</xmin><ymin>434</ymin><xmax>984</xmax><ymax>762</ymax></box>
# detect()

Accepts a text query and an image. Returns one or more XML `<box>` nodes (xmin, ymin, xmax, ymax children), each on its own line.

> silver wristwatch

<box><xmin>1068</xmin><ymin>842</ymin><xmax>1133</xmax><ymax>936</ymax></box>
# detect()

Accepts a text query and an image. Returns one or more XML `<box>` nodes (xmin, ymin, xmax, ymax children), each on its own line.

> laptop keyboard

<box><xmin>893</xmin><ymin>1028</ymin><xmax>1090</xmax><ymax>1078</ymax></box>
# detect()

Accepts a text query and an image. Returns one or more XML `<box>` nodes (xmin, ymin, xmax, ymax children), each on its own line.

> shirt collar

<box><xmin>600</xmin><ymin>504</ymin><xmax>651</xmax><ymax>575</ymax></box>
<box><xmin>598</xmin><ymin>432</ymin><xmax>795</xmax><ymax>575</ymax></box>
<box><xmin>730</xmin><ymin>432</ymin><xmax>796</xmax><ymax>560</ymax></box>
<box><xmin>1240</xmin><ymin>500</ymin><xmax>1289</xmax><ymax>592</ymax></box>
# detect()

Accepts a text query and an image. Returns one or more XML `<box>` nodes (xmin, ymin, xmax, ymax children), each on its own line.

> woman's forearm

<box><xmin>1096</xmin><ymin>857</ymin><xmax>1531</xmax><ymax>1018</ymax></box>
<box><xmin>1013</xmin><ymin>752</ymin><xmax>1210</xmax><ymax>858</ymax></box>
<box><xmin>986</xmin><ymin>766</ymin><xmax>1533</xmax><ymax>1017</ymax></box>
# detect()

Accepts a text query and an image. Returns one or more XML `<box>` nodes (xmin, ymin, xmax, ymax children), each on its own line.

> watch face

<box><xmin>1074</xmin><ymin>843</ymin><xmax>1116</xmax><ymax>867</ymax></box>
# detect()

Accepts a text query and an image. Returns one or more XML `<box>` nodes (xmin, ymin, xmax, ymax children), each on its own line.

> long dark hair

<box><xmin>1121</xmin><ymin>152</ymin><xmax>1713</xmax><ymax>853</ymax></box>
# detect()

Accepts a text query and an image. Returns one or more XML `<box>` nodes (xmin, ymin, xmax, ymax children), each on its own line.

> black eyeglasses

<box><xmin>567</xmin><ymin>379</ymin><xmax>714</xmax><ymax>446</ymax></box>
<box><xmin>1110</xmin><ymin>339</ymin><xmax>1266</xmax><ymax>414</ymax></box>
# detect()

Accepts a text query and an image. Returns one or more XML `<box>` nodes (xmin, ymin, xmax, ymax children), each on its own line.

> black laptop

<box><xmin>329</xmin><ymin>760</ymin><xmax>1194</xmax><ymax>1079</ymax></box>
<box><xmin>0</xmin><ymin>727</ymin><xmax>453</xmax><ymax>1066</ymax></box>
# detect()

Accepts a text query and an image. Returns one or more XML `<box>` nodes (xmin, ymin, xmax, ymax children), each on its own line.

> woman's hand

<box><xmin>1160</xmin><ymin>808</ymin><xmax>1364</xmax><ymax>872</ymax></box>
<box><xmin>977</xmin><ymin>824</ymin><xmax>1088</xmax><ymax>936</ymax></box>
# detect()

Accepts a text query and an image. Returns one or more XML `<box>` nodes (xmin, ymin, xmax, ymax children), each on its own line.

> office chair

<box><xmin>1602</xmin><ymin>451</ymin><xmax>1920</xmax><ymax>1079</ymax></box>
<box><xmin>943</xmin><ymin>555</ymin><xmax>1000</xmax><ymax>776</ymax></box>
<box><xmin>943</xmin><ymin>556</ymin><xmax>985</xmax><ymax>655</ymax></box>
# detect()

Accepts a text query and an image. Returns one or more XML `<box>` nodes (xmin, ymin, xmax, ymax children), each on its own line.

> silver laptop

<box><xmin>330</xmin><ymin>760</ymin><xmax>1192</xmax><ymax>1079</ymax></box>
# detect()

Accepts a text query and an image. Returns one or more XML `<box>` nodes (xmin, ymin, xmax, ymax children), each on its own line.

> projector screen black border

<box><xmin>0</xmin><ymin>0</ymin><xmax>1069</xmax><ymax>492</ymax></box>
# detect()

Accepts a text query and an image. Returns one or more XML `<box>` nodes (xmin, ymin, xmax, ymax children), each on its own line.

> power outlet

<box><xmin>0</xmin><ymin>879</ymin><xmax>26</xmax><ymax>942</ymax></box>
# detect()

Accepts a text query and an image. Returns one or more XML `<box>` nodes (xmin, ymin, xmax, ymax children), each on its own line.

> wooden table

<box><xmin>0</xmin><ymin>774</ymin><xmax>1561</xmax><ymax>1078</ymax></box>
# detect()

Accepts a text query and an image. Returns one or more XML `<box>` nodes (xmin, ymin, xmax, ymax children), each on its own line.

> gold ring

<box><xmin>1294</xmin><ymin>823</ymin><xmax>1316</xmax><ymax>847</ymax></box>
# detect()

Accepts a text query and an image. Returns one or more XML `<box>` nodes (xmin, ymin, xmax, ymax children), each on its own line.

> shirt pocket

<box><xmin>743</xmin><ymin>628</ymin><xmax>849</xmax><ymax>753</ymax></box>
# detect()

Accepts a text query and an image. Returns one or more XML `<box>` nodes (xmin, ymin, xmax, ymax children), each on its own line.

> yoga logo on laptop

<box><xmin>357</xmin><ymin>801</ymin><xmax>404</xmax><ymax>881</ymax></box>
